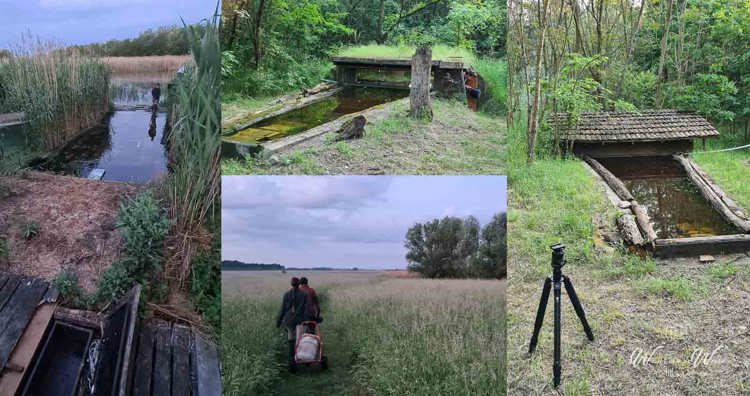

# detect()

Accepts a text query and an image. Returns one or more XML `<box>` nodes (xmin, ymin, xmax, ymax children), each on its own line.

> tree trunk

<box><xmin>655</xmin><ymin>0</ymin><xmax>674</xmax><ymax>107</ymax></box>
<box><xmin>527</xmin><ymin>0</ymin><xmax>550</xmax><ymax>164</ymax></box>
<box><xmin>625</xmin><ymin>0</ymin><xmax>647</xmax><ymax>64</ymax></box>
<box><xmin>377</xmin><ymin>0</ymin><xmax>385</xmax><ymax>44</ymax></box>
<box><xmin>252</xmin><ymin>0</ymin><xmax>267</xmax><ymax>70</ymax></box>
<box><xmin>409</xmin><ymin>46</ymin><xmax>433</xmax><ymax>120</ymax></box>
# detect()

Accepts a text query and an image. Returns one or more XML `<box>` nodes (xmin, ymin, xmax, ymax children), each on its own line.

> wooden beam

<box><xmin>674</xmin><ymin>155</ymin><xmax>750</xmax><ymax>233</ymax></box>
<box><xmin>654</xmin><ymin>234</ymin><xmax>750</xmax><ymax>257</ymax></box>
<box><xmin>582</xmin><ymin>155</ymin><xmax>634</xmax><ymax>201</ymax></box>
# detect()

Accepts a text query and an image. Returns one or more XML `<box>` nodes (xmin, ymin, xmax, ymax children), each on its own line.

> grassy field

<box><xmin>506</xmin><ymin>122</ymin><xmax>750</xmax><ymax>394</ymax></box>
<box><xmin>222</xmin><ymin>271</ymin><xmax>506</xmax><ymax>396</ymax></box>
<box><xmin>693</xmin><ymin>149</ymin><xmax>750</xmax><ymax>212</ymax></box>
<box><xmin>337</xmin><ymin>44</ymin><xmax>475</xmax><ymax>64</ymax></box>
<box><xmin>223</xmin><ymin>99</ymin><xmax>506</xmax><ymax>175</ymax></box>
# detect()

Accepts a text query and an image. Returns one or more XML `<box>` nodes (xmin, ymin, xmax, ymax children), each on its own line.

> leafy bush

<box><xmin>91</xmin><ymin>191</ymin><xmax>169</xmax><ymax>305</ymax></box>
<box><xmin>191</xmin><ymin>242</ymin><xmax>221</xmax><ymax>331</ymax></box>
<box><xmin>52</xmin><ymin>270</ymin><xmax>85</xmax><ymax>306</ymax></box>
<box><xmin>663</xmin><ymin>73</ymin><xmax>738</xmax><ymax>122</ymax></box>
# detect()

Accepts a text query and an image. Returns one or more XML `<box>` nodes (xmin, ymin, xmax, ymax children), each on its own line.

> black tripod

<box><xmin>528</xmin><ymin>244</ymin><xmax>594</xmax><ymax>388</ymax></box>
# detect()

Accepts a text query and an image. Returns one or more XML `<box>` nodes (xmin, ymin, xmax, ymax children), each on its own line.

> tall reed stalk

<box><xmin>166</xmin><ymin>10</ymin><xmax>221</xmax><ymax>286</ymax></box>
<box><xmin>0</xmin><ymin>44</ymin><xmax>109</xmax><ymax>150</ymax></box>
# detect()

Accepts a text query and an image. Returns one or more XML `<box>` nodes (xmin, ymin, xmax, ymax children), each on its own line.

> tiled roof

<box><xmin>550</xmin><ymin>110</ymin><xmax>719</xmax><ymax>142</ymax></box>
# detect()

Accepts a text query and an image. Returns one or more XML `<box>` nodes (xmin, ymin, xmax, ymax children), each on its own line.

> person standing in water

<box><xmin>151</xmin><ymin>83</ymin><xmax>161</xmax><ymax>109</ymax></box>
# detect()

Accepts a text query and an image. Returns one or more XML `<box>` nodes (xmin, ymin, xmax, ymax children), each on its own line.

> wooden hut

<box><xmin>550</xmin><ymin>110</ymin><xmax>719</xmax><ymax>157</ymax></box>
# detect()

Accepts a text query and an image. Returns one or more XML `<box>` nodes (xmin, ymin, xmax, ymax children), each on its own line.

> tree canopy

<box><xmin>404</xmin><ymin>213</ymin><xmax>507</xmax><ymax>279</ymax></box>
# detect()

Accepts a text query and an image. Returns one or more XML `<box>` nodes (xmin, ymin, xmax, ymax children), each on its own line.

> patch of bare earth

<box><xmin>508</xmin><ymin>247</ymin><xmax>750</xmax><ymax>395</ymax></box>
<box><xmin>0</xmin><ymin>172</ymin><xmax>139</xmax><ymax>293</ymax></box>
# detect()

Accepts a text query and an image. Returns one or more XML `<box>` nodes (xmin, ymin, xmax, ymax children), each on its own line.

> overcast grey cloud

<box><xmin>0</xmin><ymin>0</ymin><xmax>214</xmax><ymax>48</ymax></box>
<box><xmin>222</xmin><ymin>176</ymin><xmax>507</xmax><ymax>269</ymax></box>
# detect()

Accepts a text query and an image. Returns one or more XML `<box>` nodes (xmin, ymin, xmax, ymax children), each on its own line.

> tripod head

<box><xmin>550</xmin><ymin>243</ymin><xmax>565</xmax><ymax>281</ymax></box>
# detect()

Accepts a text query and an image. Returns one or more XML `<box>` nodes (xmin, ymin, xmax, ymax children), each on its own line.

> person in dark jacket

<box><xmin>276</xmin><ymin>277</ymin><xmax>309</xmax><ymax>362</ymax></box>
<box><xmin>298</xmin><ymin>277</ymin><xmax>320</xmax><ymax>322</ymax></box>
<box><xmin>151</xmin><ymin>83</ymin><xmax>161</xmax><ymax>107</ymax></box>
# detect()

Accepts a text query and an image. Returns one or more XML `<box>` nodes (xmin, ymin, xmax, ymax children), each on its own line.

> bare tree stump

<box><xmin>335</xmin><ymin>115</ymin><xmax>367</xmax><ymax>141</ymax></box>
<box><xmin>409</xmin><ymin>46</ymin><xmax>432</xmax><ymax>120</ymax></box>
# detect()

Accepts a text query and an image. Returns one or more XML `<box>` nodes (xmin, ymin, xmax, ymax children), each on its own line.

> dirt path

<box><xmin>0</xmin><ymin>172</ymin><xmax>139</xmax><ymax>292</ymax></box>
<box><xmin>223</xmin><ymin>99</ymin><xmax>506</xmax><ymax>175</ymax></box>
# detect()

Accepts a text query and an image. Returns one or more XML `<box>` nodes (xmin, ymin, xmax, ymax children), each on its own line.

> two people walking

<box><xmin>276</xmin><ymin>277</ymin><xmax>321</xmax><ymax>363</ymax></box>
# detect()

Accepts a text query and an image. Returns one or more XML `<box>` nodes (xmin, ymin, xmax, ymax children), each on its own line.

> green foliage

<box><xmin>52</xmin><ymin>270</ymin><xmax>85</xmax><ymax>307</ymax></box>
<box><xmin>21</xmin><ymin>221</ymin><xmax>38</xmax><ymax>240</ymax></box>
<box><xmin>663</xmin><ymin>73</ymin><xmax>738</xmax><ymax>122</ymax></box>
<box><xmin>191</xmin><ymin>240</ymin><xmax>221</xmax><ymax>331</ymax></box>
<box><xmin>70</xmin><ymin>25</ymin><xmax>193</xmax><ymax>56</ymax></box>
<box><xmin>709</xmin><ymin>262</ymin><xmax>737</xmax><ymax>280</ymax></box>
<box><xmin>91</xmin><ymin>191</ymin><xmax>170</xmax><ymax>305</ymax></box>
<box><xmin>405</xmin><ymin>214</ymin><xmax>506</xmax><ymax>278</ymax></box>
<box><xmin>473</xmin><ymin>57</ymin><xmax>507</xmax><ymax>115</ymax></box>
<box><xmin>0</xmin><ymin>49</ymin><xmax>109</xmax><ymax>150</ymax></box>
<box><xmin>642</xmin><ymin>277</ymin><xmax>694</xmax><ymax>301</ymax></box>
<box><xmin>168</xmin><ymin>14</ymin><xmax>221</xmax><ymax>255</ymax></box>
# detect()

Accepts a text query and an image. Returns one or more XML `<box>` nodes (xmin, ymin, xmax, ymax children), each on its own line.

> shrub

<box><xmin>52</xmin><ymin>270</ymin><xmax>85</xmax><ymax>306</ymax></box>
<box><xmin>91</xmin><ymin>190</ymin><xmax>169</xmax><ymax>305</ymax></box>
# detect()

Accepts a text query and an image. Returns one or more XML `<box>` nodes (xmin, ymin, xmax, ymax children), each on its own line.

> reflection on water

<box><xmin>0</xmin><ymin>124</ymin><xmax>26</xmax><ymax>155</ymax></box>
<box><xmin>599</xmin><ymin>156</ymin><xmax>739</xmax><ymax>238</ymax></box>
<box><xmin>41</xmin><ymin>110</ymin><xmax>167</xmax><ymax>183</ymax></box>
<box><xmin>110</xmin><ymin>72</ymin><xmax>172</xmax><ymax>106</ymax></box>
<box><xmin>228</xmin><ymin>87</ymin><xmax>407</xmax><ymax>143</ymax></box>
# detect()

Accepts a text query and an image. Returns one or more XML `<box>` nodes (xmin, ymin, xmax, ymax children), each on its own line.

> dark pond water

<box><xmin>40</xmin><ymin>110</ymin><xmax>167</xmax><ymax>183</ymax></box>
<box><xmin>228</xmin><ymin>87</ymin><xmax>407</xmax><ymax>143</ymax></box>
<box><xmin>599</xmin><ymin>156</ymin><xmax>739</xmax><ymax>238</ymax></box>
<box><xmin>0</xmin><ymin>124</ymin><xmax>26</xmax><ymax>155</ymax></box>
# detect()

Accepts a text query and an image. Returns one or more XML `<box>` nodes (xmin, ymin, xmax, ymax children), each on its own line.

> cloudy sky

<box><xmin>222</xmin><ymin>176</ymin><xmax>507</xmax><ymax>269</ymax></box>
<box><xmin>0</xmin><ymin>0</ymin><xmax>214</xmax><ymax>48</ymax></box>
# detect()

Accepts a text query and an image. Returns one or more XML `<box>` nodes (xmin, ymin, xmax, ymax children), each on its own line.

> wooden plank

<box><xmin>171</xmin><ymin>325</ymin><xmax>191</xmax><ymax>396</ymax></box>
<box><xmin>631</xmin><ymin>202</ymin><xmax>658</xmax><ymax>243</ymax></box>
<box><xmin>582</xmin><ymin>155</ymin><xmax>634</xmax><ymax>201</ymax></box>
<box><xmin>193</xmin><ymin>332</ymin><xmax>221</xmax><ymax>396</ymax></box>
<box><xmin>0</xmin><ymin>278</ymin><xmax>48</xmax><ymax>368</ymax></box>
<box><xmin>0</xmin><ymin>275</ymin><xmax>22</xmax><ymax>314</ymax></box>
<box><xmin>116</xmin><ymin>285</ymin><xmax>141</xmax><ymax>396</ymax></box>
<box><xmin>674</xmin><ymin>155</ymin><xmax>750</xmax><ymax>233</ymax></box>
<box><xmin>131</xmin><ymin>321</ymin><xmax>155</xmax><ymax>396</ymax></box>
<box><xmin>151</xmin><ymin>321</ymin><xmax>173</xmax><ymax>396</ymax></box>
<box><xmin>654</xmin><ymin>234</ymin><xmax>750</xmax><ymax>257</ymax></box>
<box><xmin>0</xmin><ymin>303</ymin><xmax>55</xmax><ymax>396</ymax></box>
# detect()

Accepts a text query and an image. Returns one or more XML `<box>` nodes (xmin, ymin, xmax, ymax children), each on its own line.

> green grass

<box><xmin>641</xmin><ymin>277</ymin><xmax>695</xmax><ymax>301</ymax></box>
<box><xmin>337</xmin><ymin>44</ymin><xmax>476</xmax><ymax>64</ymax></box>
<box><xmin>223</xmin><ymin>99</ymin><xmax>506</xmax><ymax>175</ymax></box>
<box><xmin>473</xmin><ymin>58</ymin><xmax>507</xmax><ymax>115</ymax></box>
<box><xmin>222</xmin><ymin>272</ymin><xmax>506</xmax><ymax>396</ymax></box>
<box><xmin>692</xmin><ymin>149</ymin><xmax>750</xmax><ymax>211</ymax></box>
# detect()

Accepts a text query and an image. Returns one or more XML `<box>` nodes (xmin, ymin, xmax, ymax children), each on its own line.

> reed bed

<box><xmin>101</xmin><ymin>55</ymin><xmax>192</xmax><ymax>75</ymax></box>
<box><xmin>165</xmin><ymin>12</ymin><xmax>220</xmax><ymax>286</ymax></box>
<box><xmin>222</xmin><ymin>271</ymin><xmax>507</xmax><ymax>396</ymax></box>
<box><xmin>0</xmin><ymin>48</ymin><xmax>109</xmax><ymax>150</ymax></box>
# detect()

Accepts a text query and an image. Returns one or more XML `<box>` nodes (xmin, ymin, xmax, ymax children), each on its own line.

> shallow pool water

<box><xmin>40</xmin><ymin>110</ymin><xmax>167</xmax><ymax>183</ymax></box>
<box><xmin>227</xmin><ymin>87</ymin><xmax>407</xmax><ymax>143</ymax></box>
<box><xmin>599</xmin><ymin>156</ymin><xmax>739</xmax><ymax>238</ymax></box>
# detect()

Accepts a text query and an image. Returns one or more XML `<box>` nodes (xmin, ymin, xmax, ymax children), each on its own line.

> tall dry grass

<box><xmin>0</xmin><ymin>47</ymin><xmax>109</xmax><ymax>150</ymax></box>
<box><xmin>222</xmin><ymin>271</ymin><xmax>507</xmax><ymax>395</ymax></box>
<box><xmin>101</xmin><ymin>55</ymin><xmax>192</xmax><ymax>75</ymax></box>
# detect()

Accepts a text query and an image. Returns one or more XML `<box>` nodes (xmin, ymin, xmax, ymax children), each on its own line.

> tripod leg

<box><xmin>563</xmin><ymin>276</ymin><xmax>594</xmax><ymax>341</ymax></box>
<box><xmin>528</xmin><ymin>277</ymin><xmax>552</xmax><ymax>354</ymax></box>
<box><xmin>553</xmin><ymin>280</ymin><xmax>561</xmax><ymax>388</ymax></box>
